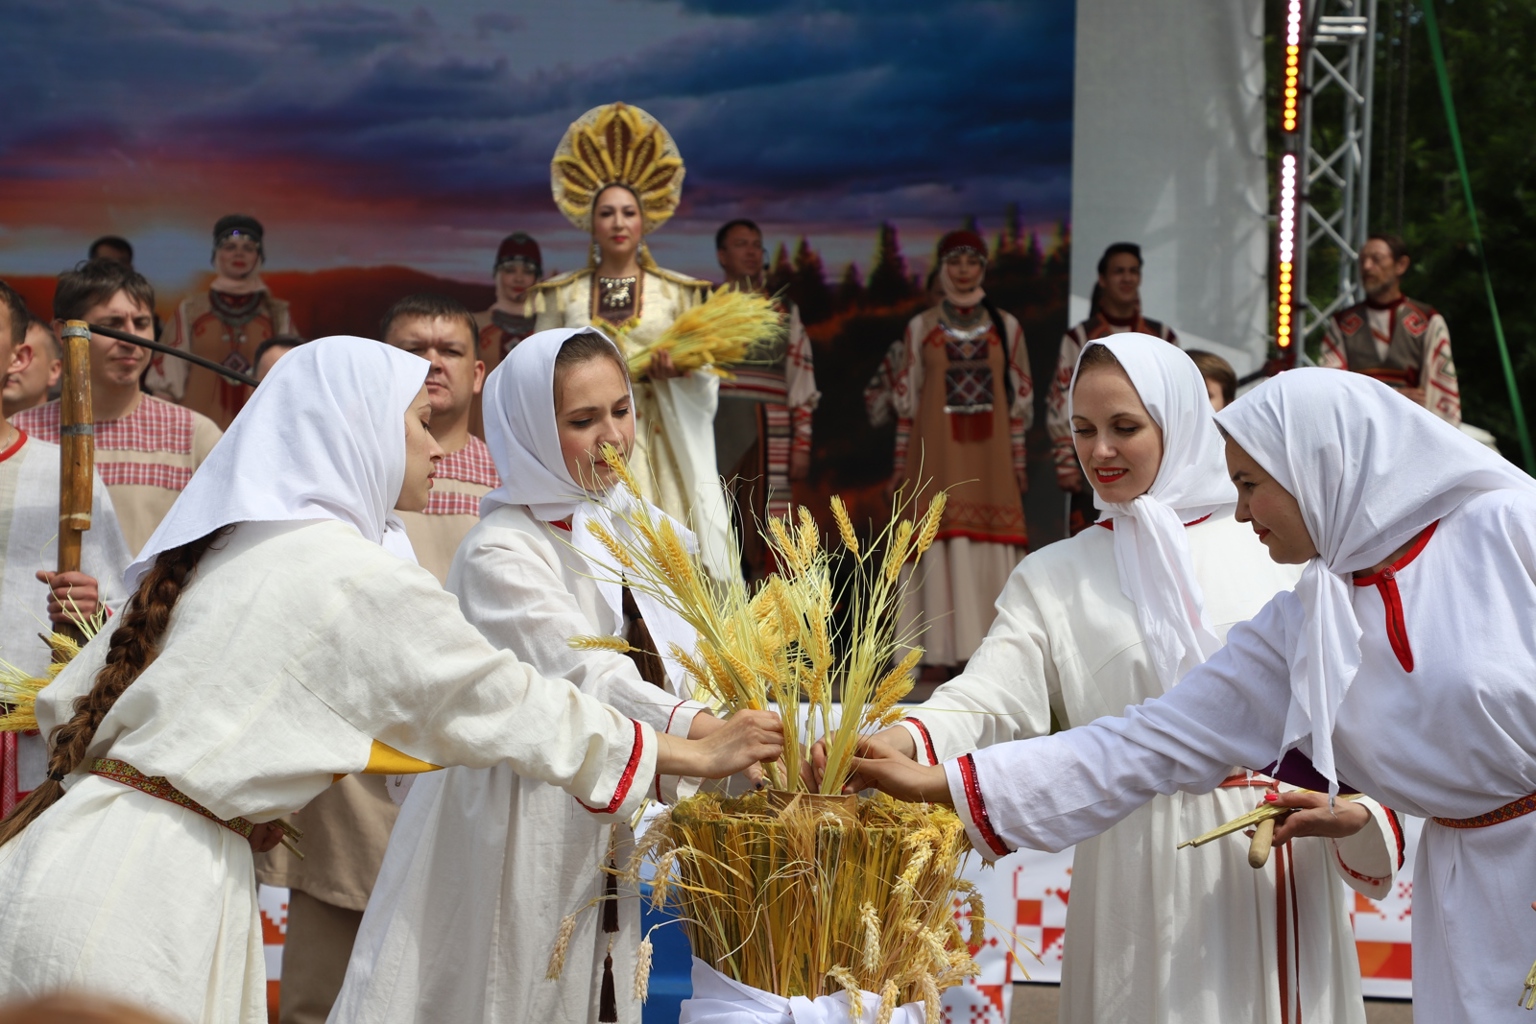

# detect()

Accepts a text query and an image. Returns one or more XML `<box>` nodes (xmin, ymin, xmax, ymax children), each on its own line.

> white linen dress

<box><xmin>906</xmin><ymin>514</ymin><xmax>1399</xmax><ymax>1023</ymax></box>
<box><xmin>331</xmin><ymin>504</ymin><xmax>707</xmax><ymax>1024</ymax></box>
<box><xmin>0</xmin><ymin>519</ymin><xmax>659</xmax><ymax>1024</ymax></box>
<box><xmin>953</xmin><ymin>491</ymin><xmax>1536</xmax><ymax>1024</ymax></box>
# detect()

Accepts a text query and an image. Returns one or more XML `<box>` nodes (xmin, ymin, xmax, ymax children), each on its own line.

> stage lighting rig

<box><xmin>1274</xmin><ymin>0</ymin><xmax>1378</xmax><ymax>367</ymax></box>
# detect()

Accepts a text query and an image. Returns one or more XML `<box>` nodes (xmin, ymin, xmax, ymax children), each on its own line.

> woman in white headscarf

<box><xmin>856</xmin><ymin>367</ymin><xmax>1536</xmax><ymax>1024</ymax></box>
<box><xmin>333</xmin><ymin>327</ymin><xmax>752</xmax><ymax>1024</ymax></box>
<box><xmin>838</xmin><ymin>338</ymin><xmax>1399</xmax><ymax>1024</ymax></box>
<box><xmin>0</xmin><ymin>336</ymin><xmax>780</xmax><ymax>1024</ymax></box>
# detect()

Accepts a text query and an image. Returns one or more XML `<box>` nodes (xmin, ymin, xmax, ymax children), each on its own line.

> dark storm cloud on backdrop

<box><xmin>0</xmin><ymin>0</ymin><xmax>1072</xmax><ymax>227</ymax></box>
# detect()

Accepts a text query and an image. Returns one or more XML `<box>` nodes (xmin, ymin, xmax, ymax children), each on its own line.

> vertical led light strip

<box><xmin>1277</xmin><ymin>0</ymin><xmax>1303</xmax><ymax>351</ymax></box>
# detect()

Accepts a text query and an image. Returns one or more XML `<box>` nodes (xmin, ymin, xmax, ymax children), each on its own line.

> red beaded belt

<box><xmin>1433</xmin><ymin>792</ymin><xmax>1536</xmax><ymax>829</ymax></box>
<box><xmin>90</xmin><ymin>758</ymin><xmax>257</xmax><ymax>839</ymax></box>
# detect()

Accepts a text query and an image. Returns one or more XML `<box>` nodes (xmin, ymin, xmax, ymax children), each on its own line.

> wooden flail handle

<box><xmin>54</xmin><ymin>321</ymin><xmax>94</xmax><ymax>651</ymax></box>
<box><xmin>1248</xmin><ymin>817</ymin><xmax>1276</xmax><ymax>868</ymax></box>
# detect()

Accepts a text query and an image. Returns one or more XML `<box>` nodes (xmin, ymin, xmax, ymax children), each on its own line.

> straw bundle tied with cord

<box><xmin>548</xmin><ymin>446</ymin><xmax>1023</xmax><ymax>1021</ymax></box>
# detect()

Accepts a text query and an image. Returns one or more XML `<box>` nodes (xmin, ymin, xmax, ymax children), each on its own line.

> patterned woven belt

<box><xmin>89</xmin><ymin>758</ymin><xmax>255</xmax><ymax>839</ymax></box>
<box><xmin>1433</xmin><ymin>792</ymin><xmax>1536</xmax><ymax>829</ymax></box>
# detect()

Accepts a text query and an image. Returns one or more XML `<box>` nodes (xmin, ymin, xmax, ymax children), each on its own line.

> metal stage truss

<box><xmin>1275</xmin><ymin>0</ymin><xmax>1379</xmax><ymax>362</ymax></box>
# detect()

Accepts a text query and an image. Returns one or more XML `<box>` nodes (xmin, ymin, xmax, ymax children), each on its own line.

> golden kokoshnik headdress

<box><xmin>550</xmin><ymin>102</ymin><xmax>685</xmax><ymax>235</ymax></box>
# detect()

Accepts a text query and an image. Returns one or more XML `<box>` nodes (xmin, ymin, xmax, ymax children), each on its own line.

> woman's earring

<box><xmin>591</xmin><ymin>242</ymin><xmax>601</xmax><ymax>264</ymax></box>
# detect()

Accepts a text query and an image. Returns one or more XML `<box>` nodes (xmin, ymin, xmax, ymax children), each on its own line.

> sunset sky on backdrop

<box><xmin>0</xmin><ymin>0</ymin><xmax>1074</xmax><ymax>292</ymax></box>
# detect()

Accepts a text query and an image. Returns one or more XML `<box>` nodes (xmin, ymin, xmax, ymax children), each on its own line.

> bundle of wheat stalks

<box><xmin>625</xmin><ymin>286</ymin><xmax>785</xmax><ymax>379</ymax></box>
<box><xmin>0</xmin><ymin>631</ymin><xmax>88</xmax><ymax>734</ymax></box>
<box><xmin>559</xmin><ymin>446</ymin><xmax>981</xmax><ymax>1017</ymax></box>
<box><xmin>630</xmin><ymin>791</ymin><xmax>980</xmax><ymax>1018</ymax></box>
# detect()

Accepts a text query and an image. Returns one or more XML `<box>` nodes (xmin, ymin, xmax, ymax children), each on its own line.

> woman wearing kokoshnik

<box><xmin>534</xmin><ymin>102</ymin><xmax>736</xmax><ymax>583</ymax></box>
<box><xmin>832</xmin><ymin>336</ymin><xmax>1401</xmax><ymax>1023</ymax></box>
<box><xmin>0</xmin><ymin>336</ymin><xmax>781</xmax><ymax>1024</ymax></box>
<box><xmin>332</xmin><ymin>327</ymin><xmax>755</xmax><ymax>1024</ymax></box>
<box><xmin>854</xmin><ymin>367</ymin><xmax>1536</xmax><ymax>1024</ymax></box>
<box><xmin>887</xmin><ymin>230</ymin><xmax>1034</xmax><ymax>677</ymax></box>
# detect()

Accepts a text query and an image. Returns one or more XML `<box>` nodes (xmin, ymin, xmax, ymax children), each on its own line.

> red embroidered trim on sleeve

<box><xmin>957</xmin><ymin>754</ymin><xmax>1009</xmax><ymax>857</ymax></box>
<box><xmin>585</xmin><ymin>719</ymin><xmax>644</xmax><ymax>815</ymax></box>
<box><xmin>904</xmin><ymin>717</ymin><xmax>938</xmax><ymax>765</ymax></box>
<box><xmin>1334</xmin><ymin>848</ymin><xmax>1389</xmax><ymax>887</ymax></box>
<box><xmin>1384</xmin><ymin>807</ymin><xmax>1405</xmax><ymax>869</ymax></box>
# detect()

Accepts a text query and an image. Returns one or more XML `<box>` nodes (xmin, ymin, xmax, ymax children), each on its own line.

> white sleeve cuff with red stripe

<box><xmin>652</xmin><ymin>701</ymin><xmax>709</xmax><ymax>804</ymax></box>
<box><xmin>577</xmin><ymin>718</ymin><xmax>655</xmax><ymax>820</ymax></box>
<box><xmin>945</xmin><ymin>754</ymin><xmax>1013</xmax><ymax>862</ymax></box>
<box><xmin>1328</xmin><ymin>800</ymin><xmax>1402</xmax><ymax>900</ymax></box>
<box><xmin>899</xmin><ymin>718</ymin><xmax>936</xmax><ymax>766</ymax></box>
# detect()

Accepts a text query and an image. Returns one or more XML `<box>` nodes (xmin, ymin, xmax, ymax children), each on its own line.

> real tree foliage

<box><xmin>1271</xmin><ymin>0</ymin><xmax>1536</xmax><ymax>450</ymax></box>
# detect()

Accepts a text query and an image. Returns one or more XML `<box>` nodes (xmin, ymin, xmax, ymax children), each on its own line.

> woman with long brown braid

<box><xmin>0</xmin><ymin>336</ymin><xmax>781</xmax><ymax>1024</ymax></box>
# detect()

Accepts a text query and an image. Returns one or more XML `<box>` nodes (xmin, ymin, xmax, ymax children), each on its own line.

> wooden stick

<box><xmin>1178</xmin><ymin>793</ymin><xmax>1363</xmax><ymax>851</ymax></box>
<box><xmin>1248</xmin><ymin>817</ymin><xmax>1277</xmax><ymax>868</ymax></box>
<box><xmin>53</xmin><ymin>322</ymin><xmax>94</xmax><ymax>654</ymax></box>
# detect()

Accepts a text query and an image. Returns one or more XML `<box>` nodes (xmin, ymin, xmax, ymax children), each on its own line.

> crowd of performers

<box><xmin>0</xmin><ymin>100</ymin><xmax>1517</xmax><ymax>1024</ymax></box>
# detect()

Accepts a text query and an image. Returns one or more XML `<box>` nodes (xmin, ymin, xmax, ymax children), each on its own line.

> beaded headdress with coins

<box><xmin>550</xmin><ymin>103</ymin><xmax>685</xmax><ymax>235</ymax></box>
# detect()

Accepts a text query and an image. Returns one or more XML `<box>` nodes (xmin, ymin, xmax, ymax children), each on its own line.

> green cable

<box><xmin>1420</xmin><ymin>0</ymin><xmax>1535</xmax><ymax>472</ymax></box>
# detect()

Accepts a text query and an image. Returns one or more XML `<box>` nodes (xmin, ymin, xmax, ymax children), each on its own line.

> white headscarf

<box><xmin>126</xmin><ymin>336</ymin><xmax>429</xmax><ymax>589</ymax></box>
<box><xmin>1215</xmin><ymin>368</ymin><xmax>1536</xmax><ymax>792</ymax></box>
<box><xmin>480</xmin><ymin>327</ymin><xmax>694</xmax><ymax>680</ymax></box>
<box><xmin>1069</xmin><ymin>334</ymin><xmax>1237</xmax><ymax>692</ymax></box>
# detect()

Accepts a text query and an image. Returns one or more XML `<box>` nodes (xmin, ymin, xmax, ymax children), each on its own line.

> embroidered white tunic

<box><xmin>951</xmin><ymin>491</ymin><xmax>1536</xmax><ymax>1024</ymax></box>
<box><xmin>0</xmin><ymin>519</ymin><xmax>658</xmax><ymax>1024</ymax></box>
<box><xmin>907</xmin><ymin>514</ymin><xmax>1399</xmax><ymax>1024</ymax></box>
<box><xmin>332</xmin><ymin>505</ymin><xmax>707</xmax><ymax>1024</ymax></box>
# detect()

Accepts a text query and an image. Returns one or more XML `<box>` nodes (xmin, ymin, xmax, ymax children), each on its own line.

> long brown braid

<box><xmin>0</xmin><ymin>528</ymin><xmax>227</xmax><ymax>848</ymax></box>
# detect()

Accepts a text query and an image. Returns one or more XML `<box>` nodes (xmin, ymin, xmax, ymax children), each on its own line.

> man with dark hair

<box><xmin>1046</xmin><ymin>241</ymin><xmax>1178</xmax><ymax>533</ymax></box>
<box><xmin>475</xmin><ymin>232</ymin><xmax>542</xmax><ymax>372</ymax></box>
<box><xmin>0</xmin><ymin>278</ymin><xmax>130</xmax><ymax>818</ymax></box>
<box><xmin>712</xmin><ymin>219</ymin><xmax>819</xmax><ymax>578</ymax></box>
<box><xmin>13</xmin><ymin>259</ymin><xmax>221</xmax><ymax>554</ymax></box>
<box><xmin>88</xmin><ymin>236</ymin><xmax>134</xmax><ymax>267</ymax></box>
<box><xmin>3</xmin><ymin>314</ymin><xmax>63</xmax><ymax>417</ymax></box>
<box><xmin>1321</xmin><ymin>233</ymin><xmax>1459</xmax><ymax>424</ymax></box>
<box><xmin>145</xmin><ymin>214</ymin><xmax>295</xmax><ymax>429</ymax></box>
<box><xmin>254</xmin><ymin>335</ymin><xmax>306</xmax><ymax>382</ymax></box>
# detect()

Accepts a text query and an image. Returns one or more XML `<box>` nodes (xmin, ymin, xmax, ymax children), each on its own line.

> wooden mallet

<box><xmin>52</xmin><ymin>321</ymin><xmax>95</xmax><ymax>653</ymax></box>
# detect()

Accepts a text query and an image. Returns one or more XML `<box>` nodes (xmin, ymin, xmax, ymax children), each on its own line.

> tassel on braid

<box><xmin>0</xmin><ymin>528</ymin><xmax>227</xmax><ymax>849</ymax></box>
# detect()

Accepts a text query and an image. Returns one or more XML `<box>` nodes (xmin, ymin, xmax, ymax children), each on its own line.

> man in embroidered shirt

<box><xmin>13</xmin><ymin>260</ymin><xmax>222</xmax><ymax>556</ymax></box>
<box><xmin>3</xmin><ymin>313</ymin><xmax>62</xmax><ymax>418</ymax></box>
<box><xmin>1047</xmin><ymin>242</ymin><xmax>1178</xmax><ymax>533</ymax></box>
<box><xmin>0</xmin><ymin>278</ymin><xmax>130</xmax><ymax>817</ymax></box>
<box><xmin>382</xmin><ymin>293</ymin><xmax>500</xmax><ymax>583</ymax></box>
<box><xmin>1321</xmin><ymin>233</ymin><xmax>1460</xmax><ymax>424</ymax></box>
<box><xmin>144</xmin><ymin>214</ymin><xmax>296</xmax><ymax>430</ymax></box>
<box><xmin>712</xmin><ymin>219</ymin><xmax>820</xmax><ymax>579</ymax></box>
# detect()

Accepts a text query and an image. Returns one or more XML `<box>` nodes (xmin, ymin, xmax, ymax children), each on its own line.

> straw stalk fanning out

<box><xmin>0</xmin><ymin>620</ymin><xmax>102</xmax><ymax>734</ymax></box>
<box><xmin>556</xmin><ymin>446</ymin><xmax>986</xmax><ymax>1018</ymax></box>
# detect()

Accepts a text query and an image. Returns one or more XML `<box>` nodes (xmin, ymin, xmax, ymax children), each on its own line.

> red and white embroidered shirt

<box><xmin>12</xmin><ymin>395</ymin><xmax>222</xmax><ymax>556</ymax></box>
